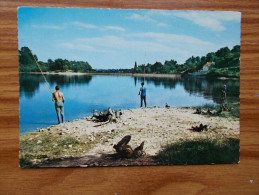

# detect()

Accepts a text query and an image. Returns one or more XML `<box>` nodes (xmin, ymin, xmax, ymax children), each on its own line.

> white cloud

<box><xmin>59</xmin><ymin>42</ymin><xmax>112</xmax><ymax>54</ymax></box>
<box><xmin>59</xmin><ymin>43</ymin><xmax>94</xmax><ymax>51</ymax></box>
<box><xmin>104</xmin><ymin>26</ymin><xmax>125</xmax><ymax>31</ymax></box>
<box><xmin>56</xmin><ymin>31</ymin><xmax>220</xmax><ymax>67</ymax></box>
<box><xmin>72</xmin><ymin>22</ymin><xmax>126</xmax><ymax>32</ymax></box>
<box><xmin>127</xmin><ymin>13</ymin><xmax>168</xmax><ymax>27</ymax></box>
<box><xmin>131</xmin><ymin>32</ymin><xmax>213</xmax><ymax>46</ymax></box>
<box><xmin>127</xmin><ymin>13</ymin><xmax>155</xmax><ymax>22</ymax></box>
<box><xmin>72</xmin><ymin>21</ymin><xmax>97</xmax><ymax>29</ymax></box>
<box><xmin>147</xmin><ymin>10</ymin><xmax>172</xmax><ymax>16</ymax></box>
<box><xmin>157</xmin><ymin>23</ymin><xmax>168</xmax><ymax>27</ymax></box>
<box><xmin>32</xmin><ymin>25</ymin><xmax>63</xmax><ymax>30</ymax></box>
<box><xmin>173</xmin><ymin>11</ymin><xmax>241</xmax><ymax>31</ymax></box>
<box><xmin>76</xmin><ymin>32</ymin><xmax>216</xmax><ymax>63</ymax></box>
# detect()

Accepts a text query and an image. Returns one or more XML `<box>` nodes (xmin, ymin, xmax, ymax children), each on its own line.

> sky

<box><xmin>18</xmin><ymin>7</ymin><xmax>241</xmax><ymax>69</ymax></box>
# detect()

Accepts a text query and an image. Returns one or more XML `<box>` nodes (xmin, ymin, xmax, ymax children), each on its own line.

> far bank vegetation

<box><xmin>19</xmin><ymin>45</ymin><xmax>240</xmax><ymax>78</ymax></box>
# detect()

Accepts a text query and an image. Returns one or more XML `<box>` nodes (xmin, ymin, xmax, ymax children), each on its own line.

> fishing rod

<box><xmin>28</xmin><ymin>48</ymin><xmax>53</xmax><ymax>94</ymax></box>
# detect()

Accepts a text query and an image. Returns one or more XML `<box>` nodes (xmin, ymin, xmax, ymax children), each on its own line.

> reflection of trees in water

<box><xmin>19</xmin><ymin>74</ymin><xmax>43</xmax><ymax>98</ymax></box>
<box><xmin>183</xmin><ymin>77</ymin><xmax>240</xmax><ymax>104</ymax></box>
<box><xmin>46</xmin><ymin>75</ymin><xmax>92</xmax><ymax>87</ymax></box>
<box><xmin>134</xmin><ymin>76</ymin><xmax>181</xmax><ymax>89</ymax></box>
<box><xmin>20</xmin><ymin>74</ymin><xmax>239</xmax><ymax>104</ymax></box>
<box><xmin>20</xmin><ymin>74</ymin><xmax>92</xmax><ymax>98</ymax></box>
<box><xmin>134</xmin><ymin>76</ymin><xmax>240</xmax><ymax>104</ymax></box>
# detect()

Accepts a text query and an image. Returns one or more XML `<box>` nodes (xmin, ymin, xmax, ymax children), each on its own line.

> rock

<box><xmin>68</xmin><ymin>145</ymin><xmax>72</xmax><ymax>148</ymax></box>
<box><xmin>89</xmin><ymin>136</ymin><xmax>95</xmax><ymax>142</ymax></box>
<box><xmin>37</xmin><ymin>140</ymin><xmax>42</xmax><ymax>144</ymax></box>
<box><xmin>31</xmin><ymin>159</ymin><xmax>41</xmax><ymax>164</ymax></box>
<box><xmin>28</xmin><ymin>137</ymin><xmax>33</xmax><ymax>141</ymax></box>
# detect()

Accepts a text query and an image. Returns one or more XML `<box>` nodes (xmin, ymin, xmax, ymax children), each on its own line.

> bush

<box><xmin>156</xmin><ymin>138</ymin><xmax>239</xmax><ymax>165</ymax></box>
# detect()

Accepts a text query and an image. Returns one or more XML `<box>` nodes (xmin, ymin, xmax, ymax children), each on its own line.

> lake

<box><xmin>19</xmin><ymin>73</ymin><xmax>240</xmax><ymax>134</ymax></box>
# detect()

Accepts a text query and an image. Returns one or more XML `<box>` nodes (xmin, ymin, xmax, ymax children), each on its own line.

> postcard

<box><xmin>18</xmin><ymin>7</ymin><xmax>241</xmax><ymax>168</ymax></box>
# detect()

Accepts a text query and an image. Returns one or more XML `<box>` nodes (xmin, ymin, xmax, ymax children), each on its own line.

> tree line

<box><xmin>19</xmin><ymin>45</ymin><xmax>240</xmax><ymax>77</ymax></box>
<box><xmin>132</xmin><ymin>45</ymin><xmax>240</xmax><ymax>77</ymax></box>
<box><xmin>19</xmin><ymin>47</ymin><xmax>93</xmax><ymax>73</ymax></box>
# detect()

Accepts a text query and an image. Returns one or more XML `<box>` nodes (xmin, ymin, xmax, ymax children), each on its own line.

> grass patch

<box><xmin>193</xmin><ymin>103</ymin><xmax>239</xmax><ymax>119</ymax></box>
<box><xmin>19</xmin><ymin>129</ymin><xmax>121</xmax><ymax>168</ymax></box>
<box><xmin>57</xmin><ymin>137</ymin><xmax>79</xmax><ymax>146</ymax></box>
<box><xmin>156</xmin><ymin>138</ymin><xmax>239</xmax><ymax>165</ymax></box>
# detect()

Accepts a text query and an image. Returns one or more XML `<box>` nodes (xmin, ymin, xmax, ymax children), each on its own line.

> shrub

<box><xmin>156</xmin><ymin>138</ymin><xmax>239</xmax><ymax>165</ymax></box>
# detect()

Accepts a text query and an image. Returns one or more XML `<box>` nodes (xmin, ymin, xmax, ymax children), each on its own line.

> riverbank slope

<box><xmin>19</xmin><ymin>107</ymin><xmax>239</xmax><ymax>167</ymax></box>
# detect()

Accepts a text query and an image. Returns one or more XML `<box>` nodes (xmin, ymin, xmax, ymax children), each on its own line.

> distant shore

<box><xmin>20</xmin><ymin>72</ymin><xmax>182</xmax><ymax>78</ymax></box>
<box><xmin>20</xmin><ymin>72</ymin><xmax>240</xmax><ymax>80</ymax></box>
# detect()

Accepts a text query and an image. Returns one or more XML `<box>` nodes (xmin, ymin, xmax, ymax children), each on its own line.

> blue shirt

<box><xmin>223</xmin><ymin>86</ymin><xmax>227</xmax><ymax>93</ymax></box>
<box><xmin>140</xmin><ymin>86</ymin><xmax>146</xmax><ymax>96</ymax></box>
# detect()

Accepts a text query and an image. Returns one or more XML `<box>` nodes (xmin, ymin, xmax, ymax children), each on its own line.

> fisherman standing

<box><xmin>221</xmin><ymin>84</ymin><xmax>227</xmax><ymax>102</ymax></box>
<box><xmin>138</xmin><ymin>82</ymin><xmax>147</xmax><ymax>108</ymax></box>
<box><xmin>52</xmin><ymin>86</ymin><xmax>65</xmax><ymax>124</ymax></box>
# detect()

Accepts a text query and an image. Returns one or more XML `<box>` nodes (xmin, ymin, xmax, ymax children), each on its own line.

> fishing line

<box><xmin>28</xmin><ymin>49</ymin><xmax>53</xmax><ymax>93</ymax></box>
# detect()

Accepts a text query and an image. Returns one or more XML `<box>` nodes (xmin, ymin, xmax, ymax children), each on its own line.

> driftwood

<box><xmin>91</xmin><ymin>107</ymin><xmax>122</xmax><ymax>123</ymax></box>
<box><xmin>191</xmin><ymin>123</ymin><xmax>209</xmax><ymax>132</ymax></box>
<box><xmin>113</xmin><ymin>135</ymin><xmax>145</xmax><ymax>158</ymax></box>
<box><xmin>194</xmin><ymin>104</ymin><xmax>230</xmax><ymax>116</ymax></box>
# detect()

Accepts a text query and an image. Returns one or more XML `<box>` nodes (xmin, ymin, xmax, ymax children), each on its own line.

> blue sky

<box><xmin>18</xmin><ymin>7</ymin><xmax>241</xmax><ymax>69</ymax></box>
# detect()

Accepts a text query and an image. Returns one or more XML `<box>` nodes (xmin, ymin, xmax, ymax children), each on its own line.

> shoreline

<box><xmin>19</xmin><ymin>72</ymin><xmax>239</xmax><ymax>79</ymax></box>
<box><xmin>21</xmin><ymin>104</ymin><xmax>239</xmax><ymax>136</ymax></box>
<box><xmin>20</xmin><ymin>72</ymin><xmax>181</xmax><ymax>78</ymax></box>
<box><xmin>20</xmin><ymin>106</ymin><xmax>239</xmax><ymax>167</ymax></box>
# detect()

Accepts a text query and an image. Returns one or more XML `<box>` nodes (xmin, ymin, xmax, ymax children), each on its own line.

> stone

<box><xmin>37</xmin><ymin>140</ymin><xmax>42</xmax><ymax>144</ymax></box>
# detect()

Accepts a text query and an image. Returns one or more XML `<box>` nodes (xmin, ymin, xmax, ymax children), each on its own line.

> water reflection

<box><xmin>20</xmin><ymin>74</ymin><xmax>239</xmax><ymax>104</ymax></box>
<box><xmin>19</xmin><ymin>73</ymin><xmax>240</xmax><ymax>133</ymax></box>
<box><xmin>20</xmin><ymin>73</ymin><xmax>93</xmax><ymax>98</ymax></box>
<box><xmin>134</xmin><ymin>76</ymin><xmax>240</xmax><ymax>104</ymax></box>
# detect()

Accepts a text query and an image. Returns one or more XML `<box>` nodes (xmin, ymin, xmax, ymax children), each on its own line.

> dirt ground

<box><xmin>35</xmin><ymin>107</ymin><xmax>239</xmax><ymax>167</ymax></box>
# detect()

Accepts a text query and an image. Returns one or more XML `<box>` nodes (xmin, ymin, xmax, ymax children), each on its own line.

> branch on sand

<box><xmin>90</xmin><ymin>107</ymin><xmax>123</xmax><ymax>126</ymax></box>
<box><xmin>113</xmin><ymin>135</ymin><xmax>145</xmax><ymax>158</ymax></box>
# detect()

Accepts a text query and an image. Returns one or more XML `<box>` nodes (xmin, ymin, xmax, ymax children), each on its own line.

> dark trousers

<box><xmin>55</xmin><ymin>101</ymin><xmax>64</xmax><ymax>123</ymax></box>
<box><xmin>140</xmin><ymin>96</ymin><xmax>146</xmax><ymax>107</ymax></box>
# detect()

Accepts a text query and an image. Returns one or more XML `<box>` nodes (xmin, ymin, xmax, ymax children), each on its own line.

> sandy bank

<box><xmin>22</xmin><ymin>107</ymin><xmax>239</xmax><ymax>162</ymax></box>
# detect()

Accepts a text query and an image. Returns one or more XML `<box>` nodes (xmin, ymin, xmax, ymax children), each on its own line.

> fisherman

<box><xmin>138</xmin><ymin>82</ymin><xmax>146</xmax><ymax>108</ymax></box>
<box><xmin>52</xmin><ymin>86</ymin><xmax>65</xmax><ymax>124</ymax></box>
<box><xmin>222</xmin><ymin>85</ymin><xmax>227</xmax><ymax>98</ymax></box>
<box><xmin>221</xmin><ymin>84</ymin><xmax>227</xmax><ymax>103</ymax></box>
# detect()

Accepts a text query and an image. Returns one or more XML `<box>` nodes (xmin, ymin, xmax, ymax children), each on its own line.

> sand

<box><xmin>34</xmin><ymin>107</ymin><xmax>239</xmax><ymax>167</ymax></box>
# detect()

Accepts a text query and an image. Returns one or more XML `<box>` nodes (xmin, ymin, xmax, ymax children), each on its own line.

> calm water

<box><xmin>19</xmin><ymin>74</ymin><xmax>240</xmax><ymax>134</ymax></box>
